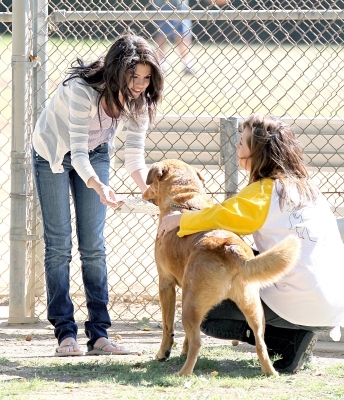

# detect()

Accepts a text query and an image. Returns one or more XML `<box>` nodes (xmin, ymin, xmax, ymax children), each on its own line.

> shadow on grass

<box><xmin>0</xmin><ymin>350</ymin><xmax>263</xmax><ymax>387</ymax></box>
<box><xmin>0</xmin><ymin>357</ymin><xmax>20</xmax><ymax>369</ymax></box>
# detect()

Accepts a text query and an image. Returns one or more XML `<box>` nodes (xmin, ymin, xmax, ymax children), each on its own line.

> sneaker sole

<box><xmin>275</xmin><ymin>332</ymin><xmax>317</xmax><ymax>374</ymax></box>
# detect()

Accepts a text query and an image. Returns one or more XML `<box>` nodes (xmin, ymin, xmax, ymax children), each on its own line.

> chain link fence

<box><xmin>1</xmin><ymin>0</ymin><xmax>344</xmax><ymax>327</ymax></box>
<box><xmin>0</xmin><ymin>1</ymin><xmax>12</xmax><ymax>302</ymax></box>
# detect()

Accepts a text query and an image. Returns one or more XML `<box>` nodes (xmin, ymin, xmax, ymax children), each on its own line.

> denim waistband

<box><xmin>63</xmin><ymin>142</ymin><xmax>108</xmax><ymax>156</ymax></box>
<box><xmin>88</xmin><ymin>142</ymin><xmax>107</xmax><ymax>153</ymax></box>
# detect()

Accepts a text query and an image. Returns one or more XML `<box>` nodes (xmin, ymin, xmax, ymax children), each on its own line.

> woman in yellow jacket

<box><xmin>158</xmin><ymin>113</ymin><xmax>344</xmax><ymax>373</ymax></box>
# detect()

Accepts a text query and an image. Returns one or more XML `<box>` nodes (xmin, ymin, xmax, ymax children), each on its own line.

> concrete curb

<box><xmin>314</xmin><ymin>341</ymin><xmax>344</xmax><ymax>353</ymax></box>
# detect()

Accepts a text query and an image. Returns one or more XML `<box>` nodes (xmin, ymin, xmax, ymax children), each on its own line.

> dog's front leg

<box><xmin>156</xmin><ymin>276</ymin><xmax>176</xmax><ymax>361</ymax></box>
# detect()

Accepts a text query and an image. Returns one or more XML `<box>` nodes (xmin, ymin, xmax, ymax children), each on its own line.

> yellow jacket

<box><xmin>178</xmin><ymin>179</ymin><xmax>273</xmax><ymax>237</ymax></box>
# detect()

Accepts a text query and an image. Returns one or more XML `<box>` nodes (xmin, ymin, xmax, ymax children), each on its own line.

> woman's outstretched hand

<box><xmin>99</xmin><ymin>186</ymin><xmax>124</xmax><ymax>208</ymax></box>
<box><xmin>157</xmin><ymin>211</ymin><xmax>182</xmax><ymax>238</ymax></box>
<box><xmin>87</xmin><ymin>176</ymin><xmax>124</xmax><ymax>208</ymax></box>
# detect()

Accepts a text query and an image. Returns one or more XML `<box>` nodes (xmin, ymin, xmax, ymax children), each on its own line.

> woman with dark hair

<box><xmin>157</xmin><ymin>113</ymin><xmax>344</xmax><ymax>373</ymax></box>
<box><xmin>32</xmin><ymin>33</ymin><xmax>164</xmax><ymax>356</ymax></box>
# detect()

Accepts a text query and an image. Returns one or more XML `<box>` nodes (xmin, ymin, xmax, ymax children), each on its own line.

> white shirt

<box><xmin>257</xmin><ymin>184</ymin><xmax>344</xmax><ymax>327</ymax></box>
<box><xmin>33</xmin><ymin>76</ymin><xmax>149</xmax><ymax>185</ymax></box>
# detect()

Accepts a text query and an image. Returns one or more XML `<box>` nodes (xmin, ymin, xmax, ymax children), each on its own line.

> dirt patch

<box><xmin>1</xmin><ymin>311</ymin><xmax>344</xmax><ymax>366</ymax></box>
<box><xmin>1</xmin><ymin>306</ymin><xmax>344</xmax><ymax>400</ymax></box>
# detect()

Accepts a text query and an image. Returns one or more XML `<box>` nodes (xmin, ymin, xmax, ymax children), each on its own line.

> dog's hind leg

<box><xmin>156</xmin><ymin>275</ymin><xmax>177</xmax><ymax>361</ymax></box>
<box><xmin>175</xmin><ymin>302</ymin><xmax>203</xmax><ymax>376</ymax></box>
<box><xmin>235</xmin><ymin>289</ymin><xmax>278</xmax><ymax>376</ymax></box>
<box><xmin>175</xmin><ymin>287</ymin><xmax>217</xmax><ymax>376</ymax></box>
<box><xmin>181</xmin><ymin>336</ymin><xmax>188</xmax><ymax>356</ymax></box>
<box><xmin>176</xmin><ymin>259</ymin><xmax>231</xmax><ymax>376</ymax></box>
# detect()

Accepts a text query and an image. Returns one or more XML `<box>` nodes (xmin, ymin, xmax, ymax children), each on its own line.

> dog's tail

<box><xmin>240</xmin><ymin>235</ymin><xmax>301</xmax><ymax>287</ymax></box>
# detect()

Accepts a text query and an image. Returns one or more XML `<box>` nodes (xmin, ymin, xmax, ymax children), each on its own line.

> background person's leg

<box><xmin>154</xmin><ymin>3</ymin><xmax>175</xmax><ymax>72</ymax></box>
<box><xmin>176</xmin><ymin>3</ymin><xmax>194</xmax><ymax>74</ymax></box>
<box><xmin>154</xmin><ymin>3</ymin><xmax>194</xmax><ymax>74</ymax></box>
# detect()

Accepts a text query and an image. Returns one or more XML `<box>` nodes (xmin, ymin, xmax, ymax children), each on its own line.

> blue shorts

<box><xmin>155</xmin><ymin>4</ymin><xmax>192</xmax><ymax>40</ymax></box>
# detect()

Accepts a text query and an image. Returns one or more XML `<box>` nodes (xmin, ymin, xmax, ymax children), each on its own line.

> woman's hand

<box><xmin>99</xmin><ymin>191</ymin><xmax>121</xmax><ymax>207</ymax></box>
<box><xmin>158</xmin><ymin>211</ymin><xmax>182</xmax><ymax>238</ymax></box>
<box><xmin>87</xmin><ymin>176</ymin><xmax>123</xmax><ymax>208</ymax></box>
<box><xmin>98</xmin><ymin>186</ymin><xmax>124</xmax><ymax>208</ymax></box>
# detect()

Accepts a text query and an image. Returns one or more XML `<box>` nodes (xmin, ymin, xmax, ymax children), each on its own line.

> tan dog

<box><xmin>142</xmin><ymin>159</ymin><xmax>300</xmax><ymax>376</ymax></box>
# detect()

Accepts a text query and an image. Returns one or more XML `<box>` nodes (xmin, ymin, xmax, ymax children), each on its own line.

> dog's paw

<box><xmin>156</xmin><ymin>350</ymin><xmax>171</xmax><ymax>361</ymax></box>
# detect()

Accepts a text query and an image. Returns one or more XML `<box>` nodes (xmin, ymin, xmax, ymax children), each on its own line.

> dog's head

<box><xmin>142</xmin><ymin>159</ymin><xmax>211</xmax><ymax>213</ymax></box>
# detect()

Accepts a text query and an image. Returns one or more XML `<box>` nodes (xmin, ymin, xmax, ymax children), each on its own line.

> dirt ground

<box><xmin>1</xmin><ymin>302</ymin><xmax>344</xmax><ymax>400</ymax></box>
<box><xmin>1</xmin><ymin>306</ymin><xmax>344</xmax><ymax>373</ymax></box>
<box><xmin>0</xmin><ymin>314</ymin><xmax>169</xmax><ymax>361</ymax></box>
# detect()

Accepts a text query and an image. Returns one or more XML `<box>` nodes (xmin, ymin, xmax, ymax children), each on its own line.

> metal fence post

<box><xmin>220</xmin><ymin>117</ymin><xmax>239</xmax><ymax>199</ymax></box>
<box><xmin>31</xmin><ymin>0</ymin><xmax>48</xmax><ymax>300</ymax></box>
<box><xmin>9</xmin><ymin>0</ymin><xmax>38</xmax><ymax>324</ymax></box>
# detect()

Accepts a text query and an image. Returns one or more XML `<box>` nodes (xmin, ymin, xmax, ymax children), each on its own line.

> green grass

<box><xmin>0</xmin><ymin>346</ymin><xmax>344</xmax><ymax>399</ymax></box>
<box><xmin>325</xmin><ymin>363</ymin><xmax>344</xmax><ymax>378</ymax></box>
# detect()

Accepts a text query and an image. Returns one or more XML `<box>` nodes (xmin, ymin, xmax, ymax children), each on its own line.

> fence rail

<box><xmin>3</xmin><ymin>9</ymin><xmax>344</xmax><ymax>23</ymax></box>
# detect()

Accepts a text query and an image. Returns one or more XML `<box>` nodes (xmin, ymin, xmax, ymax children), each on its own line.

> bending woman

<box><xmin>158</xmin><ymin>113</ymin><xmax>344</xmax><ymax>373</ymax></box>
<box><xmin>32</xmin><ymin>33</ymin><xmax>164</xmax><ymax>356</ymax></box>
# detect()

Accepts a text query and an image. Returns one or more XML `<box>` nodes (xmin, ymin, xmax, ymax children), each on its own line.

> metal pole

<box><xmin>9</xmin><ymin>0</ymin><xmax>38</xmax><ymax>324</ymax></box>
<box><xmin>220</xmin><ymin>117</ymin><xmax>239</xmax><ymax>199</ymax></box>
<box><xmin>3</xmin><ymin>9</ymin><xmax>344</xmax><ymax>23</ymax></box>
<box><xmin>337</xmin><ymin>218</ymin><xmax>344</xmax><ymax>242</ymax></box>
<box><xmin>50</xmin><ymin>9</ymin><xmax>344</xmax><ymax>22</ymax></box>
<box><xmin>31</xmin><ymin>0</ymin><xmax>48</xmax><ymax>300</ymax></box>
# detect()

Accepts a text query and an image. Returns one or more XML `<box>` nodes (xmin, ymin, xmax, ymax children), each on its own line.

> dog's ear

<box><xmin>146</xmin><ymin>162</ymin><xmax>169</xmax><ymax>185</ymax></box>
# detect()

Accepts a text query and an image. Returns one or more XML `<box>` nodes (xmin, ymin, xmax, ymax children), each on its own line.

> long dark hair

<box><xmin>242</xmin><ymin>113</ymin><xmax>318</xmax><ymax>209</ymax></box>
<box><xmin>63</xmin><ymin>32</ymin><xmax>164</xmax><ymax>125</ymax></box>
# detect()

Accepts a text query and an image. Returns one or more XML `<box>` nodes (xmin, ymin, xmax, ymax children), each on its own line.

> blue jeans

<box><xmin>155</xmin><ymin>3</ymin><xmax>192</xmax><ymax>39</ymax></box>
<box><xmin>32</xmin><ymin>143</ymin><xmax>111</xmax><ymax>350</ymax></box>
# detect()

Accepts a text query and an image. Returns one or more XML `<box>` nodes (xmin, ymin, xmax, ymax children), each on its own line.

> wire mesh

<box><xmin>1</xmin><ymin>0</ymin><xmax>344</xmax><ymax>326</ymax></box>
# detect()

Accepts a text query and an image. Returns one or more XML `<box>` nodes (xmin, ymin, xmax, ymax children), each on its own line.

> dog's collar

<box><xmin>170</xmin><ymin>202</ymin><xmax>200</xmax><ymax>211</ymax></box>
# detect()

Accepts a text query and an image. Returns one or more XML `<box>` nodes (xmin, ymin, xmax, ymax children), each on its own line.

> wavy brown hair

<box><xmin>63</xmin><ymin>32</ymin><xmax>164</xmax><ymax>126</ymax></box>
<box><xmin>242</xmin><ymin>113</ymin><xmax>318</xmax><ymax>209</ymax></box>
